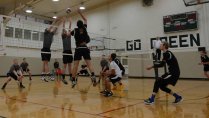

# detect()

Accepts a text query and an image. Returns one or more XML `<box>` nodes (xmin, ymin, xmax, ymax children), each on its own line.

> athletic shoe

<box><xmin>144</xmin><ymin>98</ymin><xmax>154</xmax><ymax>105</ymax></box>
<box><xmin>104</xmin><ymin>91</ymin><xmax>113</xmax><ymax>97</ymax></box>
<box><xmin>91</xmin><ymin>75</ymin><xmax>97</xmax><ymax>87</ymax></box>
<box><xmin>49</xmin><ymin>76</ymin><xmax>55</xmax><ymax>81</ymax></box>
<box><xmin>41</xmin><ymin>76</ymin><xmax>48</xmax><ymax>82</ymax></box>
<box><xmin>20</xmin><ymin>84</ymin><xmax>25</xmax><ymax>89</ymax></box>
<box><xmin>62</xmin><ymin>78</ymin><xmax>68</xmax><ymax>85</ymax></box>
<box><xmin>173</xmin><ymin>96</ymin><xmax>183</xmax><ymax>104</ymax></box>
<box><xmin>71</xmin><ymin>80</ymin><xmax>76</xmax><ymax>88</ymax></box>
<box><xmin>100</xmin><ymin>90</ymin><xmax>107</xmax><ymax>94</ymax></box>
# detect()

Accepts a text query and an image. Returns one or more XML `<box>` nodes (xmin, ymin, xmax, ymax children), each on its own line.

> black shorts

<box><xmin>22</xmin><ymin>68</ymin><xmax>30</xmax><ymax>72</ymax></box>
<box><xmin>204</xmin><ymin>66</ymin><xmax>209</xmax><ymax>72</ymax></box>
<box><xmin>63</xmin><ymin>50</ymin><xmax>73</xmax><ymax>64</ymax></box>
<box><xmin>74</xmin><ymin>47</ymin><xmax>91</xmax><ymax>61</ymax></box>
<box><xmin>7</xmin><ymin>72</ymin><xmax>18</xmax><ymax>80</ymax></box>
<box><xmin>109</xmin><ymin>77</ymin><xmax>121</xmax><ymax>84</ymax></box>
<box><xmin>160</xmin><ymin>73</ymin><xmax>179</xmax><ymax>86</ymax></box>
<box><xmin>41</xmin><ymin>48</ymin><xmax>51</xmax><ymax>61</ymax></box>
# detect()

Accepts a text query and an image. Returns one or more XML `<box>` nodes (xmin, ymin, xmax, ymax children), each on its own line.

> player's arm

<box><xmin>68</xmin><ymin>16</ymin><xmax>72</xmax><ymax>36</ymax></box>
<box><xmin>13</xmin><ymin>70</ymin><xmax>19</xmax><ymax>77</ymax></box>
<box><xmin>62</xmin><ymin>17</ymin><xmax>66</xmax><ymax>32</ymax></box>
<box><xmin>18</xmin><ymin>70</ymin><xmax>23</xmax><ymax>77</ymax></box>
<box><xmin>78</xmin><ymin>9</ymin><xmax>87</xmax><ymax>24</ymax></box>
<box><xmin>52</xmin><ymin>17</ymin><xmax>63</xmax><ymax>33</ymax></box>
<box><xmin>147</xmin><ymin>61</ymin><xmax>166</xmax><ymax>70</ymax></box>
<box><xmin>105</xmin><ymin>69</ymin><xmax>115</xmax><ymax>76</ymax></box>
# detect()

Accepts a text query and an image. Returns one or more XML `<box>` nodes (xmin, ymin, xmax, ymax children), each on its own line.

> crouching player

<box><xmin>2</xmin><ymin>59</ymin><xmax>25</xmax><ymax>89</ymax></box>
<box><xmin>102</xmin><ymin>54</ymin><xmax>122</xmax><ymax>97</ymax></box>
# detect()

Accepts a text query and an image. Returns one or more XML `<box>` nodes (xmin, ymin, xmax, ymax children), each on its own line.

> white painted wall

<box><xmin>0</xmin><ymin>0</ymin><xmax>209</xmax><ymax>78</ymax></box>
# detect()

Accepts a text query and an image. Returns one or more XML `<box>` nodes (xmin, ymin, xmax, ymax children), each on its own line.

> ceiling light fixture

<box><xmin>79</xmin><ymin>2</ymin><xmax>85</xmax><ymax>10</ymax></box>
<box><xmin>25</xmin><ymin>8</ymin><xmax>32</xmax><ymax>13</ymax></box>
<box><xmin>25</xmin><ymin>6</ymin><xmax>33</xmax><ymax>13</ymax></box>
<box><xmin>53</xmin><ymin>16</ymin><xmax>57</xmax><ymax>19</ymax></box>
<box><xmin>52</xmin><ymin>0</ymin><xmax>60</xmax><ymax>2</ymax></box>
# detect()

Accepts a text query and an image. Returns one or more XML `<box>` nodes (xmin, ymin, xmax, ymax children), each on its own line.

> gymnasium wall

<box><xmin>79</xmin><ymin>0</ymin><xmax>209</xmax><ymax>78</ymax></box>
<box><xmin>0</xmin><ymin>0</ymin><xmax>209</xmax><ymax>78</ymax></box>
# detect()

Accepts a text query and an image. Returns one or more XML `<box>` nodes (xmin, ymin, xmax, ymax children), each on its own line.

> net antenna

<box><xmin>183</xmin><ymin>0</ymin><xmax>209</xmax><ymax>6</ymax></box>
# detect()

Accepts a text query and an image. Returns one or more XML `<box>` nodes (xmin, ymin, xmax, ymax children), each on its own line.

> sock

<box><xmin>150</xmin><ymin>94</ymin><xmax>155</xmax><ymax>101</ymax></box>
<box><xmin>62</xmin><ymin>74</ymin><xmax>65</xmax><ymax>79</ymax></box>
<box><xmin>173</xmin><ymin>93</ymin><xmax>180</xmax><ymax>98</ymax></box>
<box><xmin>91</xmin><ymin>72</ymin><xmax>95</xmax><ymax>76</ymax></box>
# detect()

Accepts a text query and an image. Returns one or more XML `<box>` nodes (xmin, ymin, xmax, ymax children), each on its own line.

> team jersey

<box><xmin>110</xmin><ymin>61</ymin><xmax>122</xmax><ymax>79</ymax></box>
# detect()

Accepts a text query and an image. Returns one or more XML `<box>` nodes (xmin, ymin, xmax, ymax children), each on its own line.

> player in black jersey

<box><xmin>41</xmin><ymin>18</ymin><xmax>61</xmax><ymax>82</ymax></box>
<box><xmin>144</xmin><ymin>41</ymin><xmax>183</xmax><ymax>105</ymax></box>
<box><xmin>20</xmin><ymin>58</ymin><xmax>32</xmax><ymax>81</ymax></box>
<box><xmin>61</xmin><ymin>17</ymin><xmax>73</xmax><ymax>83</ymax></box>
<box><xmin>199</xmin><ymin>50</ymin><xmax>209</xmax><ymax>79</ymax></box>
<box><xmin>2</xmin><ymin>59</ymin><xmax>25</xmax><ymax>89</ymax></box>
<box><xmin>70</xmin><ymin>9</ymin><xmax>96</xmax><ymax>87</ymax></box>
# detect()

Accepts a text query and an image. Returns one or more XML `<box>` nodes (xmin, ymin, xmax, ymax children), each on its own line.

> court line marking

<box><xmin>0</xmin><ymin>79</ymin><xmax>208</xmax><ymax>117</ymax></box>
<box><xmin>0</xmin><ymin>94</ymin><xmax>111</xmax><ymax>118</ymax></box>
<box><xmin>97</xmin><ymin>84</ymin><xmax>207</xmax><ymax>115</ymax></box>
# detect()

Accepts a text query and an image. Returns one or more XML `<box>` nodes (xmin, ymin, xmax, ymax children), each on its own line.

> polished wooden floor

<box><xmin>0</xmin><ymin>76</ymin><xmax>208</xmax><ymax>118</ymax></box>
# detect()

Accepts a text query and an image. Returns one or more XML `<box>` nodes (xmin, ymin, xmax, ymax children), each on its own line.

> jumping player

<box><xmin>2</xmin><ymin>59</ymin><xmax>25</xmax><ymax>89</ymax></box>
<box><xmin>144</xmin><ymin>41</ymin><xmax>183</xmax><ymax>104</ymax></box>
<box><xmin>62</xmin><ymin>17</ymin><xmax>73</xmax><ymax>82</ymax></box>
<box><xmin>41</xmin><ymin>18</ymin><xmax>61</xmax><ymax>82</ymax></box>
<box><xmin>70</xmin><ymin>9</ymin><xmax>96</xmax><ymax>87</ymax></box>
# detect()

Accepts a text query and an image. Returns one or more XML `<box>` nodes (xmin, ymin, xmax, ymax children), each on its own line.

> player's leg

<box><xmin>71</xmin><ymin>60</ymin><xmax>80</xmax><ymax>87</ymax></box>
<box><xmin>1</xmin><ymin>74</ymin><xmax>12</xmax><ymax>90</ymax></box>
<box><xmin>82</xmin><ymin>48</ymin><xmax>96</xmax><ymax>85</ymax></box>
<box><xmin>28</xmin><ymin>69</ymin><xmax>32</xmax><ymax>81</ymax></box>
<box><xmin>159</xmin><ymin>80</ymin><xmax>183</xmax><ymax>104</ymax></box>
<box><xmin>144</xmin><ymin>79</ymin><xmax>161</xmax><ymax>104</ymax></box>
<box><xmin>104</xmin><ymin>78</ymin><xmax>113</xmax><ymax>97</ymax></box>
<box><xmin>204</xmin><ymin>71</ymin><xmax>209</xmax><ymax>79</ymax></box>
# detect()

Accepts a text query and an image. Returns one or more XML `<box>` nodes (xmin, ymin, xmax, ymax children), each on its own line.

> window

<box><xmin>39</xmin><ymin>32</ymin><xmax>44</xmax><ymax>41</ymax></box>
<box><xmin>15</xmin><ymin>28</ymin><xmax>23</xmax><ymax>39</ymax></box>
<box><xmin>5</xmin><ymin>26</ymin><xmax>13</xmax><ymax>37</ymax></box>
<box><xmin>24</xmin><ymin>29</ymin><xmax>31</xmax><ymax>40</ymax></box>
<box><xmin>32</xmin><ymin>31</ymin><xmax>39</xmax><ymax>41</ymax></box>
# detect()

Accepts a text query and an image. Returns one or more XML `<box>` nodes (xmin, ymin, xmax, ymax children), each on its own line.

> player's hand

<box><xmin>198</xmin><ymin>62</ymin><xmax>202</xmax><ymax>65</ymax></box>
<box><xmin>77</xmin><ymin>8</ymin><xmax>81</xmax><ymax>14</ymax></box>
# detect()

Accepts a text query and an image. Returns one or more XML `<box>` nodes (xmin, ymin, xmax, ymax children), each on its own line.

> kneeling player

<box><xmin>2</xmin><ymin>59</ymin><xmax>25</xmax><ymax>89</ymax></box>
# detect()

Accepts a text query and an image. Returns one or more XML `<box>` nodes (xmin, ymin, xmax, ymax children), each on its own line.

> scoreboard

<box><xmin>163</xmin><ymin>11</ymin><xmax>198</xmax><ymax>33</ymax></box>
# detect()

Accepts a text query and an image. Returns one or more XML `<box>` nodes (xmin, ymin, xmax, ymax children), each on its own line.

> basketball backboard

<box><xmin>183</xmin><ymin>0</ymin><xmax>209</xmax><ymax>6</ymax></box>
